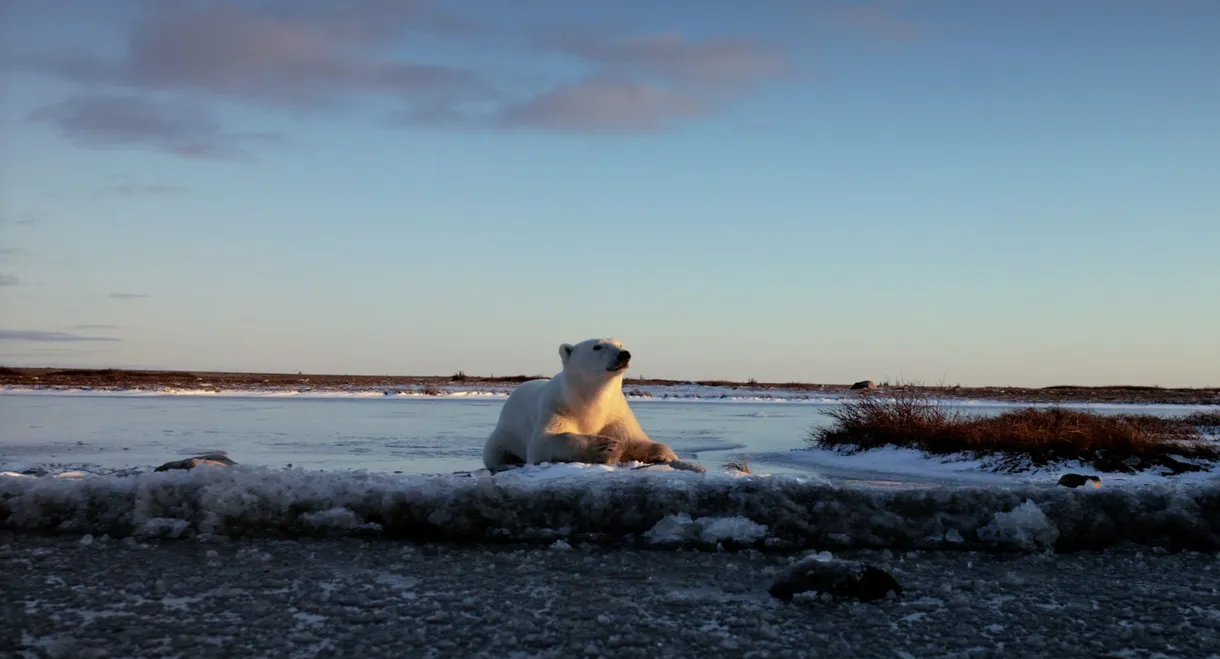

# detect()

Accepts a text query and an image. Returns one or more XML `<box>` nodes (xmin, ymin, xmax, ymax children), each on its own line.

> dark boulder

<box><xmin>769</xmin><ymin>555</ymin><xmax>903</xmax><ymax>603</ymax></box>
<box><xmin>1057</xmin><ymin>473</ymin><xmax>1102</xmax><ymax>489</ymax></box>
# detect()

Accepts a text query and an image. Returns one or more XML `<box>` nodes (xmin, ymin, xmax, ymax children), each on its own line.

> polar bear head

<box><xmin>558</xmin><ymin>337</ymin><xmax>632</xmax><ymax>381</ymax></box>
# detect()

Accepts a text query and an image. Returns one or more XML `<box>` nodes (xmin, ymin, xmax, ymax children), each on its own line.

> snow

<box><xmin>643</xmin><ymin>513</ymin><xmax>769</xmax><ymax>546</ymax></box>
<box><xmin>756</xmin><ymin>446</ymin><xmax>1220</xmax><ymax>487</ymax></box>
<box><xmin>976</xmin><ymin>500</ymin><xmax>1060</xmax><ymax>552</ymax></box>
<box><xmin>2</xmin><ymin>462</ymin><xmax>1219</xmax><ymax>553</ymax></box>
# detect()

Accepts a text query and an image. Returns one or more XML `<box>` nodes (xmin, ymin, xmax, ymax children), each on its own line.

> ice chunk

<box><xmin>697</xmin><ymin>517</ymin><xmax>768</xmax><ymax>544</ymax></box>
<box><xmin>0</xmin><ymin>463</ymin><xmax>1217</xmax><ymax>553</ymax></box>
<box><xmin>977</xmin><ymin>500</ymin><xmax>1059</xmax><ymax>551</ymax></box>
<box><xmin>644</xmin><ymin>513</ymin><xmax>768</xmax><ymax>546</ymax></box>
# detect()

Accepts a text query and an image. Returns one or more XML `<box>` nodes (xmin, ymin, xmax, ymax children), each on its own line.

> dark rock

<box><xmin>1091</xmin><ymin>455</ymin><xmax>1137</xmax><ymax>474</ymax></box>
<box><xmin>1154</xmin><ymin>455</ymin><xmax>1204</xmax><ymax>475</ymax></box>
<box><xmin>769</xmin><ymin>555</ymin><xmax>903</xmax><ymax>603</ymax></box>
<box><xmin>1057</xmin><ymin>473</ymin><xmax>1102</xmax><ymax>489</ymax></box>
<box><xmin>154</xmin><ymin>453</ymin><xmax>237</xmax><ymax>472</ymax></box>
<box><xmin>1091</xmin><ymin>455</ymin><xmax>1206</xmax><ymax>476</ymax></box>
<box><xmin>850</xmin><ymin>380</ymin><xmax>877</xmax><ymax>390</ymax></box>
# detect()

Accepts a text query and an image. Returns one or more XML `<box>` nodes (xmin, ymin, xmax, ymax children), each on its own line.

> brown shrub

<box><xmin>1183</xmin><ymin>411</ymin><xmax>1220</xmax><ymax>430</ymax></box>
<box><xmin>723</xmin><ymin>456</ymin><xmax>752</xmax><ymax>474</ymax></box>
<box><xmin>807</xmin><ymin>387</ymin><xmax>1220</xmax><ymax>472</ymax></box>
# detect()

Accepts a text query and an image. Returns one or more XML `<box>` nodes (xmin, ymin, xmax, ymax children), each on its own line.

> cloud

<box><xmin>73</xmin><ymin>324</ymin><xmax>119</xmax><ymax>330</ymax></box>
<box><xmin>109</xmin><ymin>292</ymin><xmax>149</xmax><ymax>299</ymax></box>
<box><xmin>0</xmin><ymin>248</ymin><xmax>22</xmax><ymax>258</ymax></box>
<box><xmin>107</xmin><ymin>183</ymin><xmax>190</xmax><ymax>195</ymax></box>
<box><xmin>0</xmin><ymin>212</ymin><xmax>41</xmax><ymax>227</ymax></box>
<box><xmin>539</xmin><ymin>30</ymin><xmax>792</xmax><ymax>90</ymax></box>
<box><xmin>0</xmin><ymin>274</ymin><xmax>19</xmax><ymax>287</ymax></box>
<box><xmin>29</xmin><ymin>94</ymin><xmax>281</xmax><ymax>160</ymax></box>
<box><xmin>33</xmin><ymin>2</ymin><xmax>489</xmax><ymax>111</ymax></box>
<box><xmin>497</xmin><ymin>74</ymin><xmax>705</xmax><ymax>132</ymax></box>
<box><xmin>490</xmin><ymin>29</ymin><xmax>794</xmax><ymax>132</ymax></box>
<box><xmin>0</xmin><ymin>329</ymin><xmax>121</xmax><ymax>343</ymax></box>
<box><xmin>19</xmin><ymin>2</ymin><xmax>798</xmax><ymax>139</ymax></box>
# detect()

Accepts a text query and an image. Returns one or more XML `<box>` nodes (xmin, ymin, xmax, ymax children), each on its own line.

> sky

<box><xmin>1</xmin><ymin>0</ymin><xmax>1217</xmax><ymax>387</ymax></box>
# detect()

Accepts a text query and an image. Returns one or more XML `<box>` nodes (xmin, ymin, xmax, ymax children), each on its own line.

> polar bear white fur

<box><xmin>482</xmin><ymin>338</ymin><xmax>680</xmax><ymax>470</ymax></box>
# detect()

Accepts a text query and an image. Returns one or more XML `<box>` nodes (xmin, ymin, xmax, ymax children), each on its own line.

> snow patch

<box><xmin>978</xmin><ymin>499</ymin><xmax>1060</xmax><ymax>552</ymax></box>
<box><xmin>644</xmin><ymin>513</ymin><xmax>768</xmax><ymax>545</ymax></box>
<box><xmin>761</xmin><ymin>445</ymin><xmax>1220</xmax><ymax>487</ymax></box>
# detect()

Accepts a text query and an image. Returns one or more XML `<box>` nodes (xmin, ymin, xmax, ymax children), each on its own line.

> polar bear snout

<box><xmin>609</xmin><ymin>350</ymin><xmax>631</xmax><ymax>371</ymax></box>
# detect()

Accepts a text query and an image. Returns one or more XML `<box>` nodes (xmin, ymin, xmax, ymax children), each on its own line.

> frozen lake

<box><xmin>0</xmin><ymin>393</ymin><xmax>839</xmax><ymax>476</ymax></box>
<box><xmin>3</xmin><ymin>389</ymin><xmax>1216</xmax><ymax>485</ymax></box>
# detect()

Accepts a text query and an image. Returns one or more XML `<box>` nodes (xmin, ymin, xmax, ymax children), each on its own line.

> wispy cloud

<box><xmin>109</xmin><ymin>292</ymin><xmax>149</xmax><ymax>300</ymax></box>
<box><xmin>0</xmin><ymin>274</ymin><xmax>19</xmax><ymax>287</ymax></box>
<box><xmin>107</xmin><ymin>183</ymin><xmax>190</xmax><ymax>195</ymax></box>
<box><xmin>0</xmin><ymin>248</ymin><xmax>22</xmax><ymax>259</ymax></box>
<box><xmin>0</xmin><ymin>329</ymin><xmax>122</xmax><ymax>343</ymax></box>
<box><xmin>490</xmin><ymin>29</ymin><xmax>793</xmax><ymax>132</ymax></box>
<box><xmin>0</xmin><ymin>212</ymin><xmax>42</xmax><ymax>227</ymax></box>
<box><xmin>19</xmin><ymin>1</ymin><xmax>801</xmax><ymax>143</ymax></box>
<box><xmin>29</xmin><ymin>94</ymin><xmax>281</xmax><ymax>160</ymax></box>
<box><xmin>497</xmin><ymin>74</ymin><xmax>704</xmax><ymax>132</ymax></box>
<box><xmin>31</xmin><ymin>2</ymin><xmax>489</xmax><ymax>112</ymax></box>
<box><xmin>538</xmin><ymin>30</ymin><xmax>793</xmax><ymax>89</ymax></box>
<box><xmin>72</xmin><ymin>324</ymin><xmax>119</xmax><ymax>330</ymax></box>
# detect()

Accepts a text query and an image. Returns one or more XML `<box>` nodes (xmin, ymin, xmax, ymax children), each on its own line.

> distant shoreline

<box><xmin>1</xmin><ymin>366</ymin><xmax>1216</xmax><ymax>405</ymax></box>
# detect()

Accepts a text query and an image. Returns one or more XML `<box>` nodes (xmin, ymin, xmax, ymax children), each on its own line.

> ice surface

<box><xmin>2</xmin><ymin>463</ymin><xmax>1218</xmax><ymax>553</ymax></box>
<box><xmin>6</xmin><ymin>387</ymin><xmax>1214</xmax><ymax>485</ymax></box>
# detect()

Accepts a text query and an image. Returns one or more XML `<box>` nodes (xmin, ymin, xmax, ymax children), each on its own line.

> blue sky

<box><xmin>1</xmin><ymin>0</ymin><xmax>1217</xmax><ymax>387</ymax></box>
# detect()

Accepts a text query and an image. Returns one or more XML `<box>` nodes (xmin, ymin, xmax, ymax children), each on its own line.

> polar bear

<box><xmin>482</xmin><ymin>338</ymin><xmax>681</xmax><ymax>470</ymax></box>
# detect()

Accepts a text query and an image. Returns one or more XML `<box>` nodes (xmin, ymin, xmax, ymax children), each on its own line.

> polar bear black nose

<box><xmin>617</xmin><ymin>350</ymin><xmax>631</xmax><ymax>363</ymax></box>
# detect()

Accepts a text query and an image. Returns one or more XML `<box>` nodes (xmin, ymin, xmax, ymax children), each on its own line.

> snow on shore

<box><xmin>3</xmin><ymin>463</ymin><xmax>1218</xmax><ymax>553</ymax></box>
<box><xmin>4</xmin><ymin>384</ymin><xmax>1219</xmax><ymax>410</ymax></box>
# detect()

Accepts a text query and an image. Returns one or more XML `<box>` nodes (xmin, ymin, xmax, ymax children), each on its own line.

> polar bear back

<box><xmin>483</xmin><ymin>378</ymin><xmax>549</xmax><ymax>463</ymax></box>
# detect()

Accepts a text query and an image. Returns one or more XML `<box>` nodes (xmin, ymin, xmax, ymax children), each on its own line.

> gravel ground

<box><xmin>3</xmin><ymin>533</ymin><xmax>1219</xmax><ymax>659</ymax></box>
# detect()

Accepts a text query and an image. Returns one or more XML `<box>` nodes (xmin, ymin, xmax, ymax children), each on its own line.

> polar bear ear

<box><xmin>559</xmin><ymin>343</ymin><xmax>574</xmax><ymax>366</ymax></box>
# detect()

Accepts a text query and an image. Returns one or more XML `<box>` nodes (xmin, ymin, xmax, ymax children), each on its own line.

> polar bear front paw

<box><xmin>585</xmin><ymin>436</ymin><xmax>628</xmax><ymax>464</ymax></box>
<box><xmin>642</xmin><ymin>442</ymin><xmax>680</xmax><ymax>464</ymax></box>
<box><xmin>620</xmin><ymin>440</ymin><xmax>679</xmax><ymax>464</ymax></box>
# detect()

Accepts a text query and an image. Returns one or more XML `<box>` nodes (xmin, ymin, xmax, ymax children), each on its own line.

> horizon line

<box><xmin>0</xmin><ymin>364</ymin><xmax>1215</xmax><ymax>392</ymax></box>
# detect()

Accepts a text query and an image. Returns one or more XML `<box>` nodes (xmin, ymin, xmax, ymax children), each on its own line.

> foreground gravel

<box><xmin>3</xmin><ymin>533</ymin><xmax>1219</xmax><ymax>659</ymax></box>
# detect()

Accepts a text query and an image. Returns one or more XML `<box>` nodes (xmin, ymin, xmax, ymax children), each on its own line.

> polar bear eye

<box><xmin>593</xmin><ymin>346</ymin><xmax>602</xmax><ymax>351</ymax></box>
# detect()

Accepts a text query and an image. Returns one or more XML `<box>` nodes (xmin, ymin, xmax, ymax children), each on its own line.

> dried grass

<box><xmin>807</xmin><ymin>385</ymin><xmax>1220</xmax><ymax>472</ymax></box>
